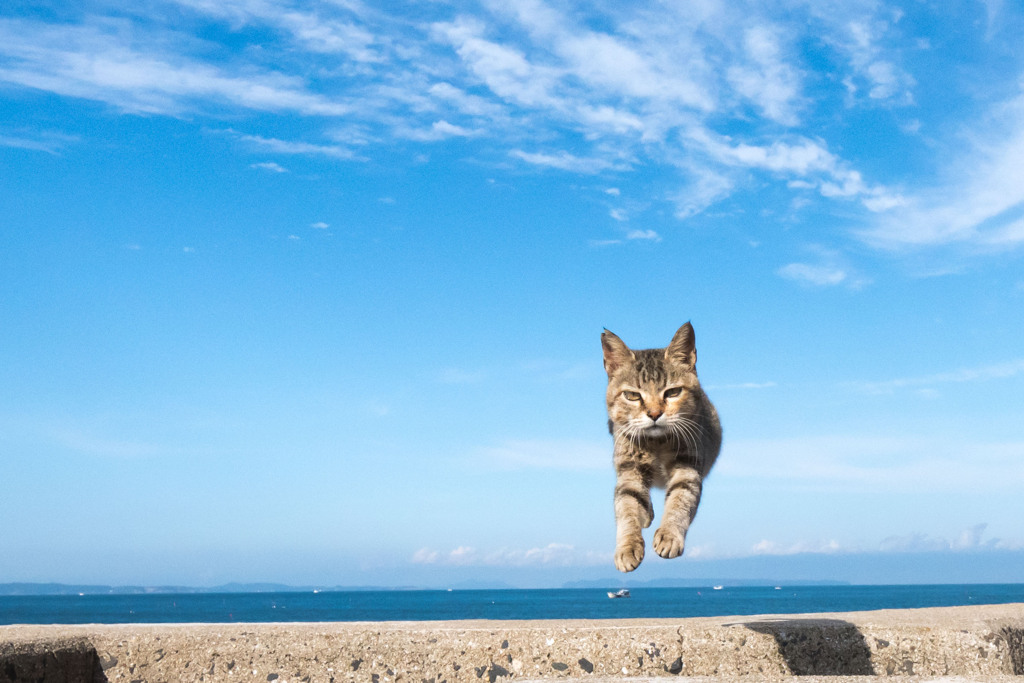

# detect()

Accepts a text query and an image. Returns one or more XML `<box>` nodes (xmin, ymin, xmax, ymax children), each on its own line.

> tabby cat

<box><xmin>601</xmin><ymin>323</ymin><xmax>722</xmax><ymax>572</ymax></box>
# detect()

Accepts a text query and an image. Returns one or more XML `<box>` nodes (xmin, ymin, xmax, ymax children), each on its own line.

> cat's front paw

<box><xmin>653</xmin><ymin>527</ymin><xmax>685</xmax><ymax>559</ymax></box>
<box><xmin>614</xmin><ymin>536</ymin><xmax>645</xmax><ymax>572</ymax></box>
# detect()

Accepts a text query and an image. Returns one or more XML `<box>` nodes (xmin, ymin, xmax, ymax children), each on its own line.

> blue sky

<box><xmin>2</xmin><ymin>0</ymin><xmax>1024</xmax><ymax>588</ymax></box>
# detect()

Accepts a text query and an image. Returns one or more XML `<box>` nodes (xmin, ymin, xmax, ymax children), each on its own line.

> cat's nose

<box><xmin>647</xmin><ymin>410</ymin><xmax>662</xmax><ymax>422</ymax></box>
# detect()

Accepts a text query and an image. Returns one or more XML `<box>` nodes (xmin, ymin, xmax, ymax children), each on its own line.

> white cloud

<box><xmin>3</xmin><ymin>0</ymin><xmax>1016</xmax><ymax>253</ymax></box>
<box><xmin>509</xmin><ymin>149</ymin><xmax>620</xmax><ymax>174</ymax></box>
<box><xmin>0</xmin><ymin>19</ymin><xmax>351</xmax><ymax>117</ymax></box>
<box><xmin>0</xmin><ymin>130</ymin><xmax>78</xmax><ymax>155</ymax></box>
<box><xmin>727</xmin><ymin>25</ymin><xmax>803</xmax><ymax>125</ymax></box>
<box><xmin>478</xmin><ymin>439</ymin><xmax>608</xmax><ymax>470</ymax></box>
<box><xmin>171</xmin><ymin>0</ymin><xmax>381</xmax><ymax>62</ymax></box>
<box><xmin>310</xmin><ymin>221</ymin><xmax>329</xmax><ymax>229</ymax></box>
<box><xmin>483</xmin><ymin>0</ymin><xmax>713</xmax><ymax>113</ymax></box>
<box><xmin>433</xmin><ymin>18</ymin><xmax>563</xmax><ymax>110</ymax></box>
<box><xmin>751</xmin><ymin>538</ymin><xmax>843</xmax><ymax>556</ymax></box>
<box><xmin>691</xmin><ymin>132</ymin><xmax>902</xmax><ymax>211</ymax></box>
<box><xmin>625</xmin><ymin>229</ymin><xmax>660</xmax><ymax>242</ymax></box>
<box><xmin>777</xmin><ymin>262</ymin><xmax>847</xmax><ymax>287</ymax></box>
<box><xmin>669</xmin><ymin>168</ymin><xmax>735</xmax><ymax>219</ymax></box>
<box><xmin>858</xmin><ymin>91</ymin><xmax>1024</xmax><ymax>249</ymax></box>
<box><xmin>718</xmin><ymin>435</ymin><xmax>1024</xmax><ymax>493</ymax></box>
<box><xmin>411</xmin><ymin>543</ymin><xmax>608</xmax><ymax>567</ymax></box>
<box><xmin>250</xmin><ymin>161</ymin><xmax>288</xmax><ymax>173</ymax></box>
<box><xmin>879</xmin><ymin>524</ymin><xmax>1000</xmax><ymax>553</ymax></box>
<box><xmin>448</xmin><ymin>545</ymin><xmax>477</xmax><ymax>565</ymax></box>
<box><xmin>233</xmin><ymin>132</ymin><xmax>359</xmax><ymax>159</ymax></box>
<box><xmin>428</xmin><ymin>82</ymin><xmax>507</xmax><ymax>119</ymax></box>
<box><xmin>821</xmin><ymin>13</ymin><xmax>915</xmax><ymax>106</ymax></box>
<box><xmin>398</xmin><ymin>119</ymin><xmax>484</xmax><ymax>141</ymax></box>
<box><xmin>777</xmin><ymin>247</ymin><xmax>867</xmax><ymax>288</ymax></box>
<box><xmin>846</xmin><ymin>358</ymin><xmax>1024</xmax><ymax>394</ymax></box>
<box><xmin>411</xmin><ymin>547</ymin><xmax>439</xmax><ymax>564</ymax></box>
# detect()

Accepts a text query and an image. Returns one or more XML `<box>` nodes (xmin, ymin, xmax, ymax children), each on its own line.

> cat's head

<box><xmin>602</xmin><ymin>323</ymin><xmax>702</xmax><ymax>441</ymax></box>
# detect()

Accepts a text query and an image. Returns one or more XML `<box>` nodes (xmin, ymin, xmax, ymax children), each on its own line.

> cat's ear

<box><xmin>601</xmin><ymin>329</ymin><xmax>633</xmax><ymax>376</ymax></box>
<box><xmin>666</xmin><ymin>322</ymin><xmax>696</xmax><ymax>368</ymax></box>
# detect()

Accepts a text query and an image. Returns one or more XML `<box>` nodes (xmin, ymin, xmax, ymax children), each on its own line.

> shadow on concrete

<box><xmin>0</xmin><ymin>639</ymin><xmax>108</xmax><ymax>683</ymax></box>
<box><xmin>741</xmin><ymin>618</ymin><xmax>874</xmax><ymax>675</ymax></box>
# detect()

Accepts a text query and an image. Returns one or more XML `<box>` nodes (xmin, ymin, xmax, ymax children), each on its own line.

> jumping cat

<box><xmin>601</xmin><ymin>323</ymin><xmax>722</xmax><ymax>572</ymax></box>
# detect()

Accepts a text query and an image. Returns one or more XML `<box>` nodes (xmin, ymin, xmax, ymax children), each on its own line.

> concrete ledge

<box><xmin>1</xmin><ymin>603</ymin><xmax>1022</xmax><ymax>682</ymax></box>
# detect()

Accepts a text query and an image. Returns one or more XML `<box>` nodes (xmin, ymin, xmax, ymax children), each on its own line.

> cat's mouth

<box><xmin>644</xmin><ymin>424</ymin><xmax>668</xmax><ymax>437</ymax></box>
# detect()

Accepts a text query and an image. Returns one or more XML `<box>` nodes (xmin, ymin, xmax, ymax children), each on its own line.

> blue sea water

<box><xmin>2</xmin><ymin>584</ymin><xmax>1023</xmax><ymax>625</ymax></box>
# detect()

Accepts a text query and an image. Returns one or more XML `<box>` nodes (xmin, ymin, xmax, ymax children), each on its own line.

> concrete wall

<box><xmin>2</xmin><ymin>603</ymin><xmax>1022</xmax><ymax>682</ymax></box>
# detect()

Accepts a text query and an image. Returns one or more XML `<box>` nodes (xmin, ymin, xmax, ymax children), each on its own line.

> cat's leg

<box><xmin>653</xmin><ymin>466</ymin><xmax>702</xmax><ymax>559</ymax></box>
<box><xmin>613</xmin><ymin>464</ymin><xmax>654</xmax><ymax>572</ymax></box>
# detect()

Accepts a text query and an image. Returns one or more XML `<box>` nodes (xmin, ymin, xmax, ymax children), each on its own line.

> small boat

<box><xmin>712</xmin><ymin>585</ymin><xmax>723</xmax><ymax>590</ymax></box>
<box><xmin>607</xmin><ymin>589</ymin><xmax>631</xmax><ymax>599</ymax></box>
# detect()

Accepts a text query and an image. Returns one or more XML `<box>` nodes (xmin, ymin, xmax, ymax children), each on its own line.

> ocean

<box><xmin>2</xmin><ymin>584</ymin><xmax>1023</xmax><ymax>625</ymax></box>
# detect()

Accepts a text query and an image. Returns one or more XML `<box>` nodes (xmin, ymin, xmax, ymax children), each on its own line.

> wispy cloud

<box><xmin>397</xmin><ymin>119</ymin><xmax>485</xmax><ymax>142</ymax></box>
<box><xmin>691</xmin><ymin>130</ymin><xmax>904</xmax><ymax>213</ymax></box>
<box><xmin>411</xmin><ymin>542</ymin><xmax>607</xmax><ymax>567</ymax></box>
<box><xmin>2</xmin><ymin>0</ymin><xmax>1020</xmax><ymax>257</ymax></box>
<box><xmin>509</xmin><ymin>149</ymin><xmax>622</xmax><ymax>174</ymax></box>
<box><xmin>828</xmin><ymin>12</ymin><xmax>916</xmax><ymax>105</ymax></box>
<box><xmin>625</xmin><ymin>229</ymin><xmax>660</xmax><ymax>242</ymax></box>
<box><xmin>845</xmin><ymin>358</ymin><xmax>1024</xmax><ymax>394</ymax></box>
<box><xmin>726</xmin><ymin>24</ymin><xmax>803</xmax><ymax>126</ymax></box>
<box><xmin>858</xmin><ymin>90</ymin><xmax>1024</xmax><ymax>250</ymax></box>
<box><xmin>170</xmin><ymin>0</ymin><xmax>381</xmax><ymax>62</ymax></box>
<box><xmin>231</xmin><ymin>132</ymin><xmax>360</xmax><ymax>159</ymax></box>
<box><xmin>777</xmin><ymin>247</ymin><xmax>868</xmax><ymax>288</ymax></box>
<box><xmin>478</xmin><ymin>439</ymin><xmax>607</xmax><ymax>471</ymax></box>
<box><xmin>249</xmin><ymin>161</ymin><xmax>288</xmax><ymax>173</ymax></box>
<box><xmin>777</xmin><ymin>262</ymin><xmax>848</xmax><ymax>287</ymax></box>
<box><xmin>718</xmin><ymin>435</ymin><xmax>1024</xmax><ymax>492</ymax></box>
<box><xmin>878</xmin><ymin>524</ymin><xmax>1024</xmax><ymax>552</ymax></box>
<box><xmin>0</xmin><ymin>129</ymin><xmax>78</xmax><ymax>154</ymax></box>
<box><xmin>751</xmin><ymin>538</ymin><xmax>843</xmax><ymax>556</ymax></box>
<box><xmin>0</xmin><ymin>19</ymin><xmax>351</xmax><ymax>116</ymax></box>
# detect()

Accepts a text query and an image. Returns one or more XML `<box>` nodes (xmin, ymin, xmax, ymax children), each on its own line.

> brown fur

<box><xmin>601</xmin><ymin>323</ymin><xmax>722</xmax><ymax>572</ymax></box>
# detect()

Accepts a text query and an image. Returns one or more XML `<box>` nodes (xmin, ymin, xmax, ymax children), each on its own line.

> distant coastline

<box><xmin>0</xmin><ymin>578</ymin><xmax>850</xmax><ymax>596</ymax></box>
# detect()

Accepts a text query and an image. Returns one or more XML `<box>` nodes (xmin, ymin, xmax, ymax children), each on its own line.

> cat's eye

<box><xmin>664</xmin><ymin>387</ymin><xmax>683</xmax><ymax>399</ymax></box>
<box><xmin>622</xmin><ymin>390</ymin><xmax>641</xmax><ymax>401</ymax></box>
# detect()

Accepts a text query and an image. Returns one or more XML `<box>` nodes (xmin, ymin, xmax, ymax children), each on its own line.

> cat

<box><xmin>601</xmin><ymin>323</ymin><xmax>722</xmax><ymax>572</ymax></box>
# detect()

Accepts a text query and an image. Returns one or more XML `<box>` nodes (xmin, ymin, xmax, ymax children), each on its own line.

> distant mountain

<box><xmin>0</xmin><ymin>582</ymin><xmax>397</xmax><ymax>596</ymax></box>
<box><xmin>0</xmin><ymin>580</ymin><xmax>528</xmax><ymax>596</ymax></box>
<box><xmin>0</xmin><ymin>578</ymin><xmax>853</xmax><ymax>596</ymax></box>
<box><xmin>0</xmin><ymin>583</ymin><xmax>118</xmax><ymax>596</ymax></box>
<box><xmin>561</xmin><ymin>577</ymin><xmax>849</xmax><ymax>589</ymax></box>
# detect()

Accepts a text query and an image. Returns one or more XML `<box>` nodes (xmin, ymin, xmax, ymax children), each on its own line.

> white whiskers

<box><xmin>665</xmin><ymin>414</ymin><xmax>707</xmax><ymax>468</ymax></box>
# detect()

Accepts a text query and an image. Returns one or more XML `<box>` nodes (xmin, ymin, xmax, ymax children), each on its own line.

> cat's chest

<box><xmin>633</xmin><ymin>443</ymin><xmax>685</xmax><ymax>487</ymax></box>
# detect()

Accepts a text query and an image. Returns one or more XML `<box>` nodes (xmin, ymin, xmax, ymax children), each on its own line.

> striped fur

<box><xmin>602</xmin><ymin>323</ymin><xmax>722</xmax><ymax>572</ymax></box>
